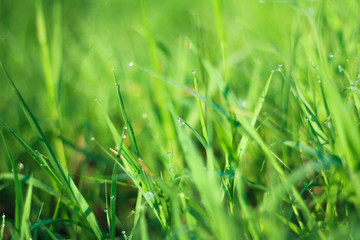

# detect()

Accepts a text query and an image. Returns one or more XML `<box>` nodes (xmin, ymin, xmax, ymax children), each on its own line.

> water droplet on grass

<box><xmin>338</xmin><ymin>65</ymin><xmax>344</xmax><ymax>73</ymax></box>
<box><xmin>178</xmin><ymin>119</ymin><xmax>185</xmax><ymax>127</ymax></box>
<box><xmin>110</xmin><ymin>195</ymin><xmax>116</xmax><ymax>201</ymax></box>
<box><xmin>329</xmin><ymin>53</ymin><xmax>334</xmax><ymax>59</ymax></box>
<box><xmin>90</xmin><ymin>136</ymin><xmax>95</xmax><ymax>141</ymax></box>
<box><xmin>124</xmin><ymin>126</ymin><xmax>128</xmax><ymax>130</ymax></box>
<box><xmin>145</xmin><ymin>192</ymin><xmax>154</xmax><ymax>201</ymax></box>
<box><xmin>110</xmin><ymin>67</ymin><xmax>115</xmax><ymax>72</ymax></box>
<box><xmin>167</xmin><ymin>152</ymin><xmax>172</xmax><ymax>157</ymax></box>
<box><xmin>18</xmin><ymin>162</ymin><xmax>24</xmax><ymax>171</ymax></box>
<box><xmin>304</xmin><ymin>116</ymin><xmax>309</xmax><ymax>122</ymax></box>
<box><xmin>192</xmin><ymin>70</ymin><xmax>196</xmax><ymax>75</ymax></box>
<box><xmin>122</xmin><ymin>135</ymin><xmax>126</xmax><ymax>139</ymax></box>
<box><xmin>128</xmin><ymin>62</ymin><xmax>134</xmax><ymax>67</ymax></box>
<box><xmin>142</xmin><ymin>113</ymin><xmax>148</xmax><ymax>119</ymax></box>
<box><xmin>258</xmin><ymin>0</ymin><xmax>264</xmax><ymax>3</ymax></box>
<box><xmin>104</xmin><ymin>208</ymin><xmax>108</xmax><ymax>213</ymax></box>
<box><xmin>138</xmin><ymin>157</ymin><xmax>143</xmax><ymax>162</ymax></box>
<box><xmin>277</xmin><ymin>64</ymin><xmax>283</xmax><ymax>72</ymax></box>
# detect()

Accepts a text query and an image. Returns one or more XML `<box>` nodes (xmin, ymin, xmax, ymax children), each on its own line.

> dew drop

<box><xmin>304</xmin><ymin>116</ymin><xmax>309</xmax><ymax>122</ymax></box>
<box><xmin>1</xmin><ymin>223</ymin><xmax>4</xmax><ymax>228</ymax></box>
<box><xmin>116</xmin><ymin>83</ymin><xmax>120</xmax><ymax>90</ymax></box>
<box><xmin>90</xmin><ymin>136</ymin><xmax>95</xmax><ymax>141</ymax></box>
<box><xmin>145</xmin><ymin>192</ymin><xmax>154</xmax><ymax>201</ymax></box>
<box><xmin>142</xmin><ymin>113</ymin><xmax>148</xmax><ymax>119</ymax></box>
<box><xmin>122</xmin><ymin>231</ymin><xmax>128</xmax><ymax>239</ymax></box>
<box><xmin>94</xmin><ymin>98</ymin><xmax>97</xmax><ymax>102</ymax></box>
<box><xmin>167</xmin><ymin>152</ymin><xmax>172</xmax><ymax>157</ymax></box>
<box><xmin>169</xmin><ymin>167</ymin><xmax>173</xmax><ymax>172</ymax></box>
<box><xmin>138</xmin><ymin>157</ymin><xmax>143</xmax><ymax>162</ymax></box>
<box><xmin>329</xmin><ymin>53</ymin><xmax>334</xmax><ymax>60</ymax></box>
<box><xmin>17</xmin><ymin>162</ymin><xmax>24</xmax><ymax>171</ymax></box>
<box><xmin>104</xmin><ymin>208</ymin><xmax>108</xmax><ymax>213</ymax></box>
<box><xmin>192</xmin><ymin>70</ymin><xmax>196</xmax><ymax>75</ymax></box>
<box><xmin>178</xmin><ymin>119</ymin><xmax>185</xmax><ymax>127</ymax></box>
<box><xmin>277</xmin><ymin>64</ymin><xmax>283</xmax><ymax>72</ymax></box>
<box><xmin>122</xmin><ymin>135</ymin><xmax>126</xmax><ymax>139</ymax></box>
<box><xmin>338</xmin><ymin>65</ymin><xmax>344</xmax><ymax>73</ymax></box>
<box><xmin>128</xmin><ymin>61</ymin><xmax>134</xmax><ymax>67</ymax></box>
<box><xmin>110</xmin><ymin>195</ymin><xmax>116</xmax><ymax>201</ymax></box>
<box><xmin>110</xmin><ymin>67</ymin><xmax>115</xmax><ymax>72</ymax></box>
<box><xmin>124</xmin><ymin>126</ymin><xmax>128</xmax><ymax>130</ymax></box>
<box><xmin>258</xmin><ymin>0</ymin><xmax>264</xmax><ymax>3</ymax></box>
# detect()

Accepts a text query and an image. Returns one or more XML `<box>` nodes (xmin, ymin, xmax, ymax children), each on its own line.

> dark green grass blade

<box><xmin>29</xmin><ymin>219</ymin><xmax>91</xmax><ymax>232</ymax></box>
<box><xmin>1</xmin><ymin>131</ymin><xmax>23</xmax><ymax>233</ymax></box>
<box><xmin>0</xmin><ymin>173</ymin><xmax>72</xmax><ymax>206</ymax></box>
<box><xmin>33</xmin><ymin>202</ymin><xmax>44</xmax><ymax>240</ymax></box>
<box><xmin>0</xmin><ymin>120</ymin><xmax>62</xmax><ymax>186</ymax></box>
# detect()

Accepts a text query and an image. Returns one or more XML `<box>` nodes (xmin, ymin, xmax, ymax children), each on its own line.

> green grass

<box><xmin>1</xmin><ymin>0</ymin><xmax>360</xmax><ymax>239</ymax></box>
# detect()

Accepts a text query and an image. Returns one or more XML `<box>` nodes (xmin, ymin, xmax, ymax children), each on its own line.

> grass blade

<box><xmin>1</xmin><ymin>131</ymin><xmax>23</xmax><ymax>233</ymax></box>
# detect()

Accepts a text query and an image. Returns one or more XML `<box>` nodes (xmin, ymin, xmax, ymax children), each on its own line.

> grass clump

<box><xmin>1</xmin><ymin>0</ymin><xmax>360</xmax><ymax>239</ymax></box>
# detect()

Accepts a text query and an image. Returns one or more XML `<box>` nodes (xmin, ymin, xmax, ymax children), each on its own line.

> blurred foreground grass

<box><xmin>1</xmin><ymin>0</ymin><xmax>360</xmax><ymax>239</ymax></box>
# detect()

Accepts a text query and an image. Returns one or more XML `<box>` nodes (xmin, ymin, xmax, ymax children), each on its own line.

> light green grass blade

<box><xmin>139</xmin><ymin>207</ymin><xmax>149</xmax><ymax>240</ymax></box>
<box><xmin>236</xmin><ymin>70</ymin><xmax>274</xmax><ymax>159</ymax></box>
<box><xmin>20</xmin><ymin>175</ymin><xmax>33</xmax><ymax>240</ymax></box>
<box><xmin>113</xmin><ymin>72</ymin><xmax>141</xmax><ymax>158</ymax></box>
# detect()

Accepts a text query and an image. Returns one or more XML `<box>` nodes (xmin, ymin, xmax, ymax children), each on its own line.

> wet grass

<box><xmin>1</xmin><ymin>0</ymin><xmax>360</xmax><ymax>239</ymax></box>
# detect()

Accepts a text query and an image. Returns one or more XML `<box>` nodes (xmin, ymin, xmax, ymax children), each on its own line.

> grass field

<box><xmin>1</xmin><ymin>0</ymin><xmax>360</xmax><ymax>239</ymax></box>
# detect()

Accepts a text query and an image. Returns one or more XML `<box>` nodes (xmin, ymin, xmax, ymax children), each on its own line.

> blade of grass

<box><xmin>33</xmin><ymin>202</ymin><xmax>44</xmax><ymax>240</ymax></box>
<box><xmin>1</xmin><ymin>131</ymin><xmax>23</xmax><ymax>234</ymax></box>
<box><xmin>112</xmin><ymin>72</ymin><xmax>141</xmax><ymax>159</ymax></box>
<box><xmin>110</xmin><ymin>163</ymin><xmax>119</xmax><ymax>240</ymax></box>
<box><xmin>20</xmin><ymin>175</ymin><xmax>33</xmax><ymax>240</ymax></box>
